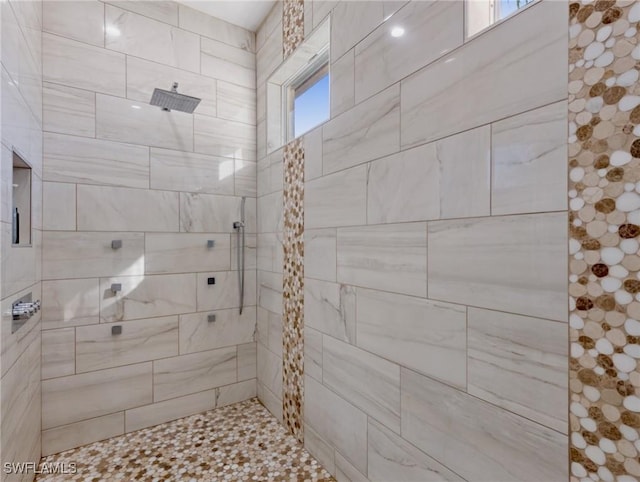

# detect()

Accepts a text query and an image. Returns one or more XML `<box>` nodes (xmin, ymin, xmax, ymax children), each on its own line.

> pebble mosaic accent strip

<box><xmin>283</xmin><ymin>0</ymin><xmax>305</xmax><ymax>57</ymax></box>
<box><xmin>283</xmin><ymin>139</ymin><xmax>305</xmax><ymax>442</ymax></box>
<box><xmin>569</xmin><ymin>1</ymin><xmax>640</xmax><ymax>480</ymax></box>
<box><xmin>36</xmin><ymin>398</ymin><xmax>335</xmax><ymax>481</ymax></box>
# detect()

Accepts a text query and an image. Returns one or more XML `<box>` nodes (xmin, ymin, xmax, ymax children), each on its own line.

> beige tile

<box><xmin>218</xmin><ymin>81</ymin><xmax>256</xmax><ymax>126</ymax></box>
<box><xmin>153</xmin><ymin>347</ymin><xmax>237</xmax><ymax>402</ymax></box>
<box><xmin>305</xmin><ymin>423</ymin><xmax>336</xmax><ymax>475</ymax></box>
<box><xmin>43</xmin><ymin>231</ymin><xmax>145</xmax><ymax>280</ymax></box>
<box><xmin>401</xmin><ymin>1</ymin><xmax>567</xmax><ymax>148</ymax></box>
<box><xmin>42</xmin><ymin>412</ymin><xmax>124</xmax><ymax>457</ymax></box>
<box><xmin>235</xmin><ymin>160</ymin><xmax>257</xmax><ymax>197</ymax></box>
<box><xmin>216</xmin><ymin>379</ymin><xmax>257</xmax><ymax>407</ymax></box>
<box><xmin>107</xmin><ymin>0</ymin><xmax>178</xmax><ymax>25</ymax></box>
<box><xmin>201</xmin><ymin>37</ymin><xmax>256</xmax><ymax>89</ymax></box>
<box><xmin>303</xmin><ymin>127</ymin><xmax>323</xmax><ymax>182</ymax></box>
<box><xmin>335</xmin><ymin>451</ymin><xmax>369</xmax><ymax>482</ymax></box>
<box><xmin>194</xmin><ymin>115</ymin><xmax>256</xmax><ymax>162</ymax></box>
<box><xmin>258</xmin><ymin>270</ymin><xmax>282</xmax><ymax>315</ymax></box>
<box><xmin>257</xmin><ymin>380</ymin><xmax>282</xmax><ymax>422</ymax></box>
<box><xmin>257</xmin><ymin>342</ymin><xmax>282</xmax><ymax>398</ymax></box>
<box><xmin>125</xmin><ymin>390</ymin><xmax>215</xmax><ymax>433</ymax></box>
<box><xmin>337</xmin><ymin>223</ymin><xmax>427</xmax><ymax>297</ymax></box>
<box><xmin>179</xmin><ymin>307</ymin><xmax>256</xmax><ymax>354</ymax></box>
<box><xmin>42</xmin><ymin>279</ymin><xmax>100</xmax><ymax>330</ymax></box>
<box><xmin>428</xmin><ymin>213</ymin><xmax>567</xmax><ymax>321</ymax></box>
<box><xmin>256</xmin><ymin>25</ymin><xmax>283</xmax><ymax>86</ymax></box>
<box><xmin>42</xmin><ymin>362</ymin><xmax>153</xmax><ymax>429</ymax></box>
<box><xmin>232</xmin><ymin>232</ymin><xmax>257</xmax><ymax>271</ymax></box>
<box><xmin>330</xmin><ymin>0</ymin><xmax>383</xmax><ymax>61</ymax></box>
<box><xmin>43</xmin><ymin>32</ymin><xmax>125</xmax><ymax>97</ymax></box>
<box><xmin>145</xmin><ymin>233</ymin><xmax>231</xmax><ymax>275</ymax></box>
<box><xmin>357</xmin><ymin>288</ymin><xmax>467</xmax><ymax>389</ymax></box>
<box><xmin>44</xmin><ymin>132</ymin><xmax>149</xmax><ymax>189</ymax></box>
<box><xmin>43</xmin><ymin>0</ymin><xmax>104</xmax><ymax>47</ymax></box>
<box><xmin>305</xmin><ymin>228</ymin><xmax>336</xmax><ymax>282</ymax></box>
<box><xmin>257</xmin><ymin>190</ymin><xmax>283</xmax><ymax>234</ymax></box>
<box><xmin>180</xmin><ymin>193</ymin><xmax>257</xmax><ymax>233</ymax></box>
<box><xmin>178</xmin><ymin>4</ymin><xmax>254</xmax><ymax>51</ymax></box>
<box><xmin>304</xmin><ymin>278</ymin><xmax>355</xmax><ymax>343</ymax></box>
<box><xmin>323</xmin><ymin>336</ymin><xmax>401</xmax><ymax>432</ymax></box>
<box><xmin>492</xmin><ymin>101</ymin><xmax>568</xmax><ymax>215</ymax></box>
<box><xmin>305</xmin><ymin>375</ymin><xmax>368</xmax><ymax>475</ymax></box>
<box><xmin>76</xmin><ymin>316</ymin><xmax>179</xmax><ymax>373</ymax></box>
<box><xmin>43</xmin><ymin>82</ymin><xmax>95</xmax><ymax>138</ymax></box>
<box><xmin>468</xmin><ymin>308</ymin><xmax>568</xmax><ymax>433</ymax></box>
<box><xmin>196</xmin><ymin>270</ymin><xmax>257</xmax><ymax>311</ymax></box>
<box><xmin>257</xmin><ymin>233</ymin><xmax>283</xmax><ymax>274</ymax></box>
<box><xmin>42</xmin><ymin>328</ymin><xmax>75</xmax><ymax>380</ymax></box>
<box><xmin>322</xmin><ymin>84</ymin><xmax>400</xmax><ymax>175</ymax></box>
<box><xmin>42</xmin><ymin>182</ymin><xmax>76</xmax><ymax>231</ymax></box>
<box><xmin>304</xmin><ymin>327</ymin><xmax>323</xmax><ymax>382</ymax></box>
<box><xmin>237</xmin><ymin>342</ymin><xmax>257</xmax><ymax>381</ymax></box>
<box><xmin>77</xmin><ymin>185</ymin><xmax>179</xmax><ymax>232</ymax></box>
<box><xmin>100</xmin><ymin>274</ymin><xmax>197</xmax><ymax>322</ymax></box>
<box><xmin>256</xmin><ymin>1</ymin><xmax>281</xmax><ymax>52</ymax></box>
<box><xmin>401</xmin><ymin>368</ymin><xmax>567</xmax><ymax>481</ymax></box>
<box><xmin>330</xmin><ymin>49</ymin><xmax>354</xmax><ymax>118</ymax></box>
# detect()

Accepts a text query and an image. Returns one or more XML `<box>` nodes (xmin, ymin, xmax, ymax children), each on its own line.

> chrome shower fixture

<box><xmin>150</xmin><ymin>82</ymin><xmax>202</xmax><ymax>113</ymax></box>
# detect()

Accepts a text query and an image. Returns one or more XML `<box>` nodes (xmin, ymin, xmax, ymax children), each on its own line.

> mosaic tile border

<box><xmin>283</xmin><ymin>138</ymin><xmax>305</xmax><ymax>442</ymax></box>
<box><xmin>283</xmin><ymin>0</ymin><xmax>305</xmax><ymax>57</ymax></box>
<box><xmin>569</xmin><ymin>1</ymin><xmax>640</xmax><ymax>480</ymax></box>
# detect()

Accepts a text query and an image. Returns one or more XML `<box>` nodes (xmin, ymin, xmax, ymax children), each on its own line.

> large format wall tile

<box><xmin>257</xmin><ymin>190</ymin><xmax>283</xmax><ymax>234</ymax></box>
<box><xmin>305</xmin><ymin>228</ymin><xmax>336</xmax><ymax>282</ymax></box>
<box><xmin>468</xmin><ymin>308</ymin><xmax>568</xmax><ymax>433</ymax></box>
<box><xmin>43</xmin><ymin>82</ymin><xmax>95</xmax><ymax>138</ymax></box>
<box><xmin>105</xmin><ymin>5</ymin><xmax>200</xmax><ymax>73</ymax></box>
<box><xmin>43</xmin><ymin>33</ymin><xmax>125</xmax><ymax>97</ymax></box>
<box><xmin>237</xmin><ymin>343</ymin><xmax>257</xmax><ymax>382</ymax></box>
<box><xmin>201</xmin><ymin>37</ymin><xmax>256</xmax><ymax>89</ymax></box>
<box><xmin>428</xmin><ymin>212</ymin><xmax>567</xmax><ymax>321</ymax></box>
<box><xmin>145</xmin><ymin>233</ymin><xmax>231</xmax><ymax>274</ymax></box>
<box><xmin>44</xmin><ymin>132</ymin><xmax>149</xmax><ymax>189</ymax></box>
<box><xmin>330</xmin><ymin>0</ymin><xmax>383</xmax><ymax>61</ymax></box>
<box><xmin>492</xmin><ymin>100</ymin><xmax>568</xmax><ymax>215</ymax></box>
<box><xmin>43</xmin><ymin>0</ymin><xmax>105</xmax><ymax>47</ymax></box>
<box><xmin>304</xmin><ymin>278</ymin><xmax>355</xmax><ymax>343</ymax></box>
<box><xmin>400</xmin><ymin>1</ymin><xmax>567</xmax><ymax>148</ymax></box>
<box><xmin>180</xmin><ymin>193</ymin><xmax>256</xmax><ymax>233</ymax></box>
<box><xmin>323</xmin><ymin>336</ymin><xmax>401</xmax><ymax>432</ymax></box>
<box><xmin>217</xmin><ymin>81</ymin><xmax>257</xmax><ymax>125</ymax></box>
<box><xmin>194</xmin><ymin>115</ymin><xmax>256</xmax><ymax>161</ymax></box>
<box><xmin>42</xmin><ymin>182</ymin><xmax>76</xmax><ymax>231</ymax></box>
<box><xmin>42</xmin><ymin>412</ymin><xmax>124</xmax><ymax>457</ymax></box>
<box><xmin>77</xmin><ymin>185</ymin><xmax>179</xmax><ymax>232</ymax></box>
<box><xmin>96</xmin><ymin>94</ymin><xmax>193</xmax><ymax>151</ymax></box>
<box><xmin>179</xmin><ymin>307</ymin><xmax>256</xmax><ymax>354</ymax></box>
<box><xmin>322</xmin><ymin>84</ymin><xmax>399</xmax><ymax>175</ymax></box>
<box><xmin>196</xmin><ymin>270</ymin><xmax>257</xmax><ymax>311</ymax></box>
<box><xmin>107</xmin><ymin>0</ymin><xmax>178</xmax><ymax>26</ymax></box>
<box><xmin>76</xmin><ymin>316</ymin><xmax>179</xmax><ymax>373</ymax></box>
<box><xmin>257</xmin><ymin>342</ymin><xmax>282</xmax><ymax>398</ymax></box>
<box><xmin>42</xmin><ymin>362</ymin><xmax>153</xmax><ymax>429</ymax></box>
<box><xmin>42</xmin><ymin>279</ymin><xmax>100</xmax><ymax>329</ymax></box>
<box><xmin>153</xmin><ymin>347</ymin><xmax>237</xmax><ymax>401</ymax></box>
<box><xmin>178</xmin><ymin>4</ymin><xmax>255</xmax><ymax>51</ymax></box>
<box><xmin>401</xmin><ymin>368</ymin><xmax>567</xmax><ymax>481</ymax></box>
<box><xmin>354</xmin><ymin>1</ymin><xmax>463</xmax><ymax>102</ymax></box>
<box><xmin>41</xmin><ymin>328</ymin><xmax>75</xmax><ymax>379</ymax></box>
<box><xmin>330</xmin><ymin>49</ymin><xmax>354</xmax><ymax>118</ymax></box>
<box><xmin>43</xmin><ymin>232</ymin><xmax>145</xmax><ymax>280</ymax></box>
<box><xmin>100</xmin><ymin>274</ymin><xmax>197</xmax><ymax>322</ymax></box>
<box><xmin>356</xmin><ymin>288</ymin><xmax>467</xmax><ymax>389</ymax></box>
<box><xmin>337</xmin><ymin>223</ymin><xmax>427</xmax><ymax>297</ymax></box>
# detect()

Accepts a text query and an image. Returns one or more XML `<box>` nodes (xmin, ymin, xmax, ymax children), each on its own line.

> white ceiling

<box><xmin>177</xmin><ymin>0</ymin><xmax>276</xmax><ymax>32</ymax></box>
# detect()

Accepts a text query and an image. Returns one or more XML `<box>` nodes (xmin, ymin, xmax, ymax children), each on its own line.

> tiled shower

<box><xmin>1</xmin><ymin>0</ymin><xmax>638</xmax><ymax>480</ymax></box>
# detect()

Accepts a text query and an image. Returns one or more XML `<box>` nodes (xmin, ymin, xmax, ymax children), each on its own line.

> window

<box><xmin>466</xmin><ymin>0</ymin><xmax>537</xmax><ymax>38</ymax></box>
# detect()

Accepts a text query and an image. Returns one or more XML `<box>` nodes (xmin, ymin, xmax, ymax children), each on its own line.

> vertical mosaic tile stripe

<box><xmin>283</xmin><ymin>138</ymin><xmax>305</xmax><ymax>442</ymax></box>
<box><xmin>283</xmin><ymin>0</ymin><xmax>305</xmax><ymax>57</ymax></box>
<box><xmin>569</xmin><ymin>1</ymin><xmax>640</xmax><ymax>480</ymax></box>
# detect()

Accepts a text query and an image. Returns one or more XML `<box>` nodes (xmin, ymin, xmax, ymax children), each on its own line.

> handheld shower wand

<box><xmin>233</xmin><ymin>197</ymin><xmax>246</xmax><ymax>315</ymax></box>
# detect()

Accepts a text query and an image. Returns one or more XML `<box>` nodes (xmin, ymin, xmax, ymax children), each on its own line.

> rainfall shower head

<box><xmin>150</xmin><ymin>82</ymin><xmax>201</xmax><ymax>113</ymax></box>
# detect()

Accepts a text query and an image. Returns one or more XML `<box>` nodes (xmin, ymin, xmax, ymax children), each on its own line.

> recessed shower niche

<box><xmin>12</xmin><ymin>150</ymin><xmax>32</xmax><ymax>247</ymax></box>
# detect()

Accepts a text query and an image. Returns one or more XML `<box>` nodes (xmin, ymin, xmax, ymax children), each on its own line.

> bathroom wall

<box><xmin>1</xmin><ymin>0</ymin><xmax>44</xmax><ymax>479</ymax></box>
<box><xmin>256</xmin><ymin>0</ymin><xmax>570</xmax><ymax>480</ymax></box>
<box><xmin>39</xmin><ymin>1</ymin><xmax>258</xmax><ymax>456</ymax></box>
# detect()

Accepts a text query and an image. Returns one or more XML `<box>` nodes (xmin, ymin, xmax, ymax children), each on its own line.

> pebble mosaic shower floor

<box><xmin>35</xmin><ymin>398</ymin><xmax>335</xmax><ymax>481</ymax></box>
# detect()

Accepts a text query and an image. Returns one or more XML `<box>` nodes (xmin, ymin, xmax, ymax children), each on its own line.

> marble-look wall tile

<box><xmin>322</xmin><ymin>84</ymin><xmax>399</xmax><ymax>175</ymax></box>
<box><xmin>304</xmin><ymin>278</ymin><xmax>355</xmax><ymax>343</ymax></box>
<box><xmin>42</xmin><ymin>182</ymin><xmax>76</xmax><ymax>231</ymax></box>
<box><xmin>257</xmin><ymin>147</ymin><xmax>284</xmax><ymax>196</ymax></box>
<box><xmin>150</xmin><ymin>148</ymin><xmax>235</xmax><ymax>195</ymax></box>
<box><xmin>100</xmin><ymin>274</ymin><xmax>197</xmax><ymax>322</ymax></box>
<box><xmin>216</xmin><ymin>379</ymin><xmax>257</xmax><ymax>407</ymax></box>
<box><xmin>428</xmin><ymin>213</ymin><xmax>567</xmax><ymax>321</ymax></box>
<box><xmin>232</xmin><ymin>232</ymin><xmax>257</xmax><ymax>271</ymax></box>
<box><xmin>179</xmin><ymin>307</ymin><xmax>256</xmax><ymax>354</ymax></box>
<box><xmin>305</xmin><ymin>228</ymin><xmax>336</xmax><ymax>282</ymax></box>
<box><xmin>44</xmin><ymin>132</ymin><xmax>149</xmax><ymax>189</ymax></box>
<box><xmin>357</xmin><ymin>288</ymin><xmax>467</xmax><ymax>389</ymax></box>
<box><xmin>180</xmin><ymin>193</ymin><xmax>256</xmax><ymax>233</ymax></box>
<box><xmin>257</xmin><ymin>379</ymin><xmax>282</xmax><ymax>421</ymax></box>
<box><xmin>400</xmin><ymin>1</ymin><xmax>567</xmax><ymax>148</ymax></box>
<box><xmin>401</xmin><ymin>368</ymin><xmax>567</xmax><ymax>481</ymax></box>
<box><xmin>367</xmin><ymin>418</ymin><xmax>464</xmax><ymax>482</ymax></box>
<box><xmin>153</xmin><ymin>347</ymin><xmax>237</xmax><ymax>401</ymax></box>
<box><xmin>145</xmin><ymin>233</ymin><xmax>231</xmax><ymax>275</ymax></box>
<box><xmin>196</xmin><ymin>270</ymin><xmax>257</xmax><ymax>311</ymax></box>
<box><xmin>305</xmin><ymin>165</ymin><xmax>367</xmax><ymax>229</ymax></box>
<box><xmin>76</xmin><ymin>316</ymin><xmax>179</xmax><ymax>373</ymax></box>
<box><xmin>42</xmin><ymin>362</ymin><xmax>152</xmax><ymax>429</ymax></box>
<box><xmin>201</xmin><ymin>35</ymin><xmax>255</xmax><ymax>71</ymax></box>
<box><xmin>330</xmin><ymin>49</ymin><xmax>354</xmax><ymax>118</ymax></box>
<box><xmin>468</xmin><ymin>308</ymin><xmax>568</xmax><ymax>433</ymax></box>
<box><xmin>256</xmin><ymin>24</ymin><xmax>283</xmax><ymax>86</ymax></box>
<box><xmin>43</xmin><ymin>0</ymin><xmax>105</xmax><ymax>47</ymax></box>
<box><xmin>194</xmin><ymin>115</ymin><xmax>256</xmax><ymax>162</ymax></box>
<box><xmin>303</xmin><ymin>127</ymin><xmax>322</xmax><ymax>182</ymax></box>
<box><xmin>256</xmin><ymin>1</ymin><xmax>282</xmax><ymax>52</ymax></box>
<box><xmin>235</xmin><ymin>160</ymin><xmax>257</xmax><ymax>197</ymax></box>
<box><xmin>337</xmin><ymin>222</ymin><xmax>427</xmax><ymax>297</ymax></box>
<box><xmin>323</xmin><ymin>335</ymin><xmax>401</xmax><ymax>432</ymax></box>
<box><xmin>178</xmin><ymin>4</ymin><xmax>255</xmax><ymax>51</ymax></box>
<box><xmin>96</xmin><ymin>94</ymin><xmax>193</xmax><ymax>151</ymax></box>
<box><xmin>42</xmin><ymin>412</ymin><xmax>124</xmax><ymax>457</ymax></box>
<box><xmin>126</xmin><ymin>56</ymin><xmax>217</xmax><ymax>118</ymax></box>
<box><xmin>257</xmin><ymin>342</ymin><xmax>282</xmax><ymax>399</ymax></box>
<box><xmin>258</xmin><ymin>190</ymin><xmax>283</xmax><ymax>233</ymax></box>
<box><xmin>237</xmin><ymin>343</ymin><xmax>257</xmax><ymax>381</ymax></box>
<box><xmin>217</xmin><ymin>81</ymin><xmax>257</xmax><ymax>125</ymax></box>
<box><xmin>304</xmin><ymin>424</ymin><xmax>335</xmax><ymax>475</ymax></box>
<box><xmin>492</xmin><ymin>100</ymin><xmax>568</xmax><ymax>215</ymax></box>
<box><xmin>43</xmin><ymin>33</ymin><xmax>125</xmax><ymax>97</ymax></box>
<box><xmin>258</xmin><ymin>270</ymin><xmax>283</xmax><ymax>315</ymax></box>
<box><xmin>43</xmin><ymin>82</ymin><xmax>95</xmax><ymax>138</ymax></box>
<box><xmin>305</xmin><ymin>375</ymin><xmax>368</xmax><ymax>475</ymax></box>
<box><xmin>42</xmin><ymin>278</ymin><xmax>100</xmax><ymax>330</ymax></box>
<box><xmin>105</xmin><ymin>5</ymin><xmax>199</xmax><ymax>73</ymax></box>
<box><xmin>107</xmin><ymin>1</ymin><xmax>178</xmax><ymax>25</ymax></box>
<box><xmin>330</xmin><ymin>0</ymin><xmax>383</xmax><ymax>61</ymax></box>
<box><xmin>257</xmin><ymin>233</ymin><xmax>284</xmax><ymax>274</ymax></box>
<box><xmin>41</xmin><ymin>328</ymin><xmax>75</xmax><ymax>380</ymax></box>
<box><xmin>312</xmin><ymin>1</ymin><xmax>337</xmax><ymax>29</ymax></box>
<box><xmin>43</xmin><ymin>231</ymin><xmax>145</xmax><ymax>280</ymax></box>
<box><xmin>77</xmin><ymin>185</ymin><xmax>179</xmax><ymax>232</ymax></box>
<box><xmin>304</xmin><ymin>326</ymin><xmax>323</xmax><ymax>382</ymax></box>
